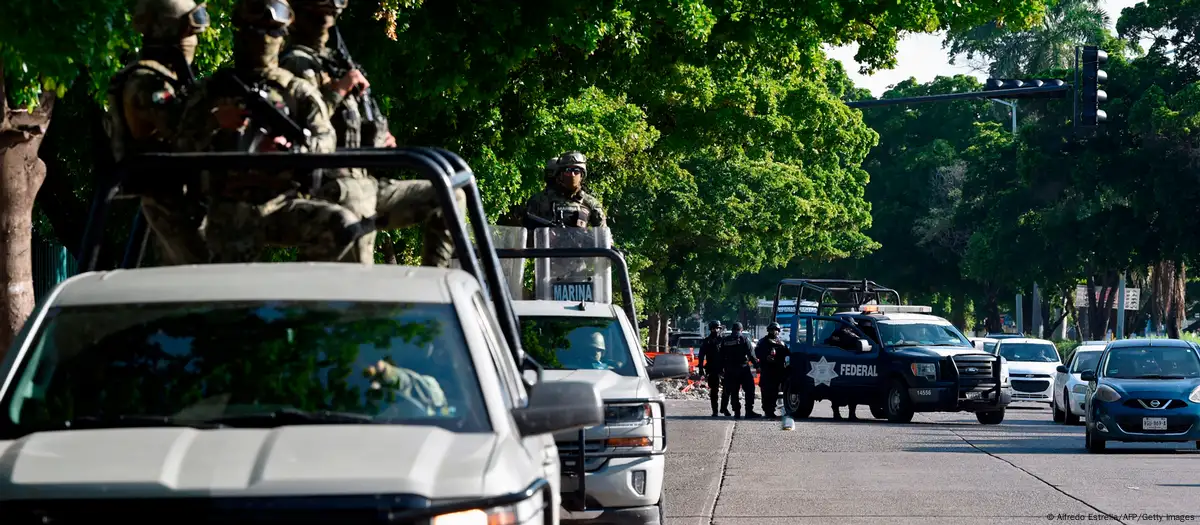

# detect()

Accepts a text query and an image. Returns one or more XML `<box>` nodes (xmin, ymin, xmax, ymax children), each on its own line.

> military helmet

<box><xmin>543</xmin><ymin>157</ymin><xmax>559</xmax><ymax>180</ymax></box>
<box><xmin>708</xmin><ymin>320</ymin><xmax>722</xmax><ymax>330</ymax></box>
<box><xmin>768</xmin><ymin>322</ymin><xmax>781</xmax><ymax>332</ymax></box>
<box><xmin>291</xmin><ymin>0</ymin><xmax>347</xmax><ymax>14</ymax></box>
<box><xmin>133</xmin><ymin>0</ymin><xmax>210</xmax><ymax>40</ymax></box>
<box><xmin>555</xmin><ymin>151</ymin><xmax>587</xmax><ymax>175</ymax></box>
<box><xmin>233</xmin><ymin>0</ymin><xmax>294</xmax><ymax>31</ymax></box>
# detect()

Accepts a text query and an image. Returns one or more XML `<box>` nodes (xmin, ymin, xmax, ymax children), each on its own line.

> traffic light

<box><xmin>1080</xmin><ymin>45</ymin><xmax>1108</xmax><ymax>126</ymax></box>
<box><xmin>983</xmin><ymin>78</ymin><xmax>1067</xmax><ymax>98</ymax></box>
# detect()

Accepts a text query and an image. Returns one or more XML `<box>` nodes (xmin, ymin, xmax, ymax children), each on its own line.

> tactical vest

<box><xmin>280</xmin><ymin>45</ymin><xmax>363</xmax><ymax>149</ymax></box>
<box><xmin>104</xmin><ymin>60</ymin><xmax>181</xmax><ymax>163</ymax></box>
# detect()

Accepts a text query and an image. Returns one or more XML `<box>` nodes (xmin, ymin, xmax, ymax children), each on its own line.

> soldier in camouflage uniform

<box><xmin>278</xmin><ymin>0</ymin><xmax>462</xmax><ymax>267</ymax></box>
<box><xmin>523</xmin><ymin>151</ymin><xmax>607</xmax><ymax>228</ymax></box>
<box><xmin>174</xmin><ymin>0</ymin><xmax>366</xmax><ymax>262</ymax></box>
<box><xmin>104</xmin><ymin>0</ymin><xmax>211</xmax><ymax>266</ymax></box>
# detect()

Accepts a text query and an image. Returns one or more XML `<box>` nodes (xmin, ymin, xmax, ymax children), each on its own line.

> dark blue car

<box><xmin>1081</xmin><ymin>338</ymin><xmax>1200</xmax><ymax>453</ymax></box>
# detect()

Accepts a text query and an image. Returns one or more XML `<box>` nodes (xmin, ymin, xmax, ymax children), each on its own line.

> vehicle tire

<box><xmin>869</xmin><ymin>404</ymin><xmax>886</xmax><ymax>419</ymax></box>
<box><xmin>1195</xmin><ymin>441</ymin><xmax>1200</xmax><ymax>450</ymax></box>
<box><xmin>976</xmin><ymin>410</ymin><xmax>1005</xmax><ymax>425</ymax></box>
<box><xmin>783</xmin><ymin>381</ymin><xmax>813</xmax><ymax>418</ymax></box>
<box><xmin>1085</xmin><ymin>426</ymin><xmax>1106</xmax><ymax>453</ymax></box>
<box><xmin>655</xmin><ymin>487</ymin><xmax>665</xmax><ymax>524</ymax></box>
<box><xmin>884</xmin><ymin>379</ymin><xmax>915</xmax><ymax>423</ymax></box>
<box><xmin>1052</xmin><ymin>396</ymin><xmax>1065</xmax><ymax>423</ymax></box>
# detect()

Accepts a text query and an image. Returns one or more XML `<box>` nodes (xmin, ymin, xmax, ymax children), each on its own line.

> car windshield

<box><xmin>519</xmin><ymin>316</ymin><xmax>637</xmax><ymax>377</ymax></box>
<box><xmin>877</xmin><ymin>322</ymin><xmax>971</xmax><ymax>347</ymax></box>
<box><xmin>983</xmin><ymin>342</ymin><xmax>998</xmax><ymax>354</ymax></box>
<box><xmin>997</xmin><ymin>343</ymin><xmax>1060</xmax><ymax>363</ymax></box>
<box><xmin>0</xmin><ymin>301</ymin><xmax>490</xmax><ymax>439</ymax></box>
<box><xmin>1102</xmin><ymin>346</ymin><xmax>1200</xmax><ymax>379</ymax></box>
<box><xmin>1071</xmin><ymin>351</ymin><xmax>1102</xmax><ymax>373</ymax></box>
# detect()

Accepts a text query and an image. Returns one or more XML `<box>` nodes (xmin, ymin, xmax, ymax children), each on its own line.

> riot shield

<box><xmin>450</xmin><ymin>224</ymin><xmax>527</xmax><ymax>299</ymax></box>
<box><xmin>531</xmin><ymin>227</ymin><xmax>612</xmax><ymax>304</ymax></box>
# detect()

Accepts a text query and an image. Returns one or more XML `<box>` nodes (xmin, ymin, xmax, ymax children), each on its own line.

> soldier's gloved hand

<box><xmin>383</xmin><ymin>132</ymin><xmax>397</xmax><ymax>148</ymax></box>
<box><xmin>335</xmin><ymin>69</ymin><xmax>370</xmax><ymax>97</ymax></box>
<box><xmin>213</xmin><ymin>100</ymin><xmax>248</xmax><ymax>130</ymax></box>
<box><xmin>256</xmin><ymin>135</ymin><xmax>292</xmax><ymax>153</ymax></box>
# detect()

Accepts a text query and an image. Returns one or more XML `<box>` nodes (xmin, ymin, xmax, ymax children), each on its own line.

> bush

<box><xmin>1053</xmin><ymin>340</ymin><xmax>1081</xmax><ymax>363</ymax></box>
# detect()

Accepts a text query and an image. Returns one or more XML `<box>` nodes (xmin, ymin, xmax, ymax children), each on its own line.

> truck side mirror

<box><xmin>512</xmin><ymin>381</ymin><xmax>603</xmax><ymax>437</ymax></box>
<box><xmin>858</xmin><ymin>339</ymin><xmax>872</xmax><ymax>353</ymax></box>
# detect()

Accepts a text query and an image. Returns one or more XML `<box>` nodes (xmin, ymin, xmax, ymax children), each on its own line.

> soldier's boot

<box><xmin>832</xmin><ymin>406</ymin><xmax>843</xmax><ymax>420</ymax></box>
<box><xmin>847</xmin><ymin>405</ymin><xmax>859</xmax><ymax>421</ymax></box>
<box><xmin>720</xmin><ymin>408</ymin><xmax>731</xmax><ymax>416</ymax></box>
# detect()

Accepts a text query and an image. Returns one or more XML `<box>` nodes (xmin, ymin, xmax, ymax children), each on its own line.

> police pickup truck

<box><xmin>773</xmin><ymin>279</ymin><xmax>1011</xmax><ymax>425</ymax></box>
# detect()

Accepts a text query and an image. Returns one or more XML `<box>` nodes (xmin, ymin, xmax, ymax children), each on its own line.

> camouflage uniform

<box><xmin>279</xmin><ymin>2</ymin><xmax>462</xmax><ymax>267</ymax></box>
<box><xmin>174</xmin><ymin>0</ymin><xmax>364</xmax><ymax>263</ymax></box>
<box><xmin>523</xmin><ymin>151</ymin><xmax>607</xmax><ymax>228</ymax></box>
<box><xmin>104</xmin><ymin>0</ymin><xmax>211</xmax><ymax>266</ymax></box>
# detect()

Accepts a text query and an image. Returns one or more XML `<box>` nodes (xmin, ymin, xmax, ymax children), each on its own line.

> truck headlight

<box><xmin>911</xmin><ymin>363</ymin><xmax>936</xmax><ymax>380</ymax></box>
<box><xmin>1094</xmin><ymin>384</ymin><xmax>1122</xmax><ymax>403</ymax></box>
<box><xmin>433</xmin><ymin>505</ymin><xmax>518</xmax><ymax>525</ymax></box>
<box><xmin>605</xmin><ymin>403</ymin><xmax>652</xmax><ymax>426</ymax></box>
<box><xmin>1072</xmin><ymin>384</ymin><xmax>1088</xmax><ymax>394</ymax></box>
<box><xmin>1189</xmin><ymin>385</ymin><xmax>1200</xmax><ymax>404</ymax></box>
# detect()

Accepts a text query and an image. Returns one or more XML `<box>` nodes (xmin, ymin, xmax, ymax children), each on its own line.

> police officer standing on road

<box><xmin>696</xmin><ymin>321</ymin><xmax>727</xmax><ymax>418</ymax></box>
<box><xmin>755</xmin><ymin>322</ymin><xmax>789</xmax><ymax>419</ymax></box>
<box><xmin>720</xmin><ymin>322</ymin><xmax>761</xmax><ymax>419</ymax></box>
<box><xmin>105</xmin><ymin>0</ymin><xmax>212</xmax><ymax>266</ymax></box>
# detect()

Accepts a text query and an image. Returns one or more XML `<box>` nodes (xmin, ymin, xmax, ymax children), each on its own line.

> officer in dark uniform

<box><xmin>720</xmin><ymin>322</ymin><xmax>760</xmax><ymax>419</ymax></box>
<box><xmin>755</xmin><ymin>322</ymin><xmax>789</xmax><ymax>419</ymax></box>
<box><xmin>696</xmin><ymin>320</ymin><xmax>727</xmax><ymax>417</ymax></box>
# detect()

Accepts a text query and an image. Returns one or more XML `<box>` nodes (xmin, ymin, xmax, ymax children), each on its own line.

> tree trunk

<box><xmin>0</xmin><ymin>61</ymin><xmax>56</xmax><ymax>355</ymax></box>
<box><xmin>983</xmin><ymin>286</ymin><xmax>1001</xmax><ymax>333</ymax></box>
<box><xmin>951</xmin><ymin>291</ymin><xmax>967</xmax><ymax>332</ymax></box>
<box><xmin>657</xmin><ymin>314</ymin><xmax>669</xmax><ymax>352</ymax></box>
<box><xmin>647</xmin><ymin>312</ymin><xmax>661</xmax><ymax>352</ymax></box>
<box><xmin>381</xmin><ymin>235</ymin><xmax>398</xmax><ymax>264</ymax></box>
<box><xmin>1085</xmin><ymin>272</ymin><xmax>1118</xmax><ymax>340</ymax></box>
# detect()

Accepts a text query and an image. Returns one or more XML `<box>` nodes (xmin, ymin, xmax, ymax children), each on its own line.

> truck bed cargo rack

<box><xmin>76</xmin><ymin>148</ymin><xmax>532</xmax><ymax>377</ymax></box>
<box><xmin>771</xmin><ymin>278</ymin><xmax>902</xmax><ymax>320</ymax></box>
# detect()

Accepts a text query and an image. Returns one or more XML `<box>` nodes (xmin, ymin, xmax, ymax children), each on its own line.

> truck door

<box><xmin>809</xmin><ymin>316</ymin><xmax>881</xmax><ymax>404</ymax></box>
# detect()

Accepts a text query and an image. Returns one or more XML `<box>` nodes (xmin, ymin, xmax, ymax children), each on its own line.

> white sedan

<box><xmin>993</xmin><ymin>337</ymin><xmax>1063</xmax><ymax>404</ymax></box>
<box><xmin>1052</xmin><ymin>343</ymin><xmax>1107</xmax><ymax>424</ymax></box>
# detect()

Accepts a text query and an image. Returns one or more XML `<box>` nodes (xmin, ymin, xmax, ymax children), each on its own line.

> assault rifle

<box><xmin>523</xmin><ymin>211</ymin><xmax>566</xmax><ymax>228</ymax></box>
<box><xmin>208</xmin><ymin>69</ymin><xmax>319</xmax><ymax>193</ymax></box>
<box><xmin>328</xmin><ymin>26</ymin><xmax>384</xmax><ymax>146</ymax></box>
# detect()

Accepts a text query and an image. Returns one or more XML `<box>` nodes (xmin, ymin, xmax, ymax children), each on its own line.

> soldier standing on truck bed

<box><xmin>175</xmin><ymin>0</ymin><xmax>367</xmax><ymax>262</ymax></box>
<box><xmin>279</xmin><ymin>0</ymin><xmax>463</xmax><ymax>267</ymax></box>
<box><xmin>696</xmin><ymin>320</ymin><xmax>728</xmax><ymax>418</ymax></box>
<box><xmin>105</xmin><ymin>0</ymin><xmax>212</xmax><ymax>266</ymax></box>
<box><xmin>523</xmin><ymin>151</ymin><xmax>607</xmax><ymax>228</ymax></box>
<box><xmin>720</xmin><ymin>322</ymin><xmax>761</xmax><ymax>419</ymax></box>
<box><xmin>755</xmin><ymin>322</ymin><xmax>789</xmax><ymax>419</ymax></box>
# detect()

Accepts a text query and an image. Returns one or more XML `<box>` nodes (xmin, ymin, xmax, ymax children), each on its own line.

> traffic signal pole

<box><xmin>844</xmin><ymin>84</ymin><xmax>1070</xmax><ymax>108</ymax></box>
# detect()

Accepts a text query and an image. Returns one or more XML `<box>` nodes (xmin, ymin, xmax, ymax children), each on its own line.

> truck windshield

<box><xmin>1103</xmin><ymin>346</ymin><xmax>1200</xmax><ymax>379</ymax></box>
<box><xmin>997</xmin><ymin>343</ymin><xmax>1060</xmax><ymax>363</ymax></box>
<box><xmin>677</xmin><ymin>337</ymin><xmax>703</xmax><ymax>349</ymax></box>
<box><xmin>519</xmin><ymin>316</ymin><xmax>638</xmax><ymax>377</ymax></box>
<box><xmin>0</xmin><ymin>301</ymin><xmax>490</xmax><ymax>438</ymax></box>
<box><xmin>877</xmin><ymin>322</ymin><xmax>972</xmax><ymax>347</ymax></box>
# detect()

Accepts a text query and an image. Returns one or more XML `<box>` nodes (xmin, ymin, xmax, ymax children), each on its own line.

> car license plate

<box><xmin>965</xmin><ymin>391</ymin><xmax>981</xmax><ymax>400</ymax></box>
<box><xmin>1143</xmin><ymin>417</ymin><xmax>1167</xmax><ymax>431</ymax></box>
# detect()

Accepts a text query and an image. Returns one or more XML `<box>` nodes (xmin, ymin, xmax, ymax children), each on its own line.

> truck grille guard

<box><xmin>944</xmin><ymin>354</ymin><xmax>1004</xmax><ymax>407</ymax></box>
<box><xmin>560</xmin><ymin>397</ymin><xmax>667</xmax><ymax>513</ymax></box>
<box><xmin>0</xmin><ymin>477</ymin><xmax>555</xmax><ymax>524</ymax></box>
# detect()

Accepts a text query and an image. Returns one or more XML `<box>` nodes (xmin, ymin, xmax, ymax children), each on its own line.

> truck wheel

<box><xmin>655</xmin><ymin>487</ymin><xmax>665</xmax><ymax>524</ymax></box>
<box><xmin>784</xmin><ymin>381</ymin><xmax>813</xmax><ymax>418</ymax></box>
<box><xmin>976</xmin><ymin>410</ymin><xmax>1005</xmax><ymax>425</ymax></box>
<box><xmin>884</xmin><ymin>380</ymin><xmax>915</xmax><ymax>423</ymax></box>
<box><xmin>869</xmin><ymin>404</ymin><xmax>886</xmax><ymax>419</ymax></box>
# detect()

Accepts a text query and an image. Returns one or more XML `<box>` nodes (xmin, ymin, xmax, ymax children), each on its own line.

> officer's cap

<box><xmin>768</xmin><ymin>322</ymin><xmax>781</xmax><ymax>331</ymax></box>
<box><xmin>732</xmin><ymin>322</ymin><xmax>743</xmax><ymax>331</ymax></box>
<box><xmin>708</xmin><ymin>320</ymin><xmax>722</xmax><ymax>330</ymax></box>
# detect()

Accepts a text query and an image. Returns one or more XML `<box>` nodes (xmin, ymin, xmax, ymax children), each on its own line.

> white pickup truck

<box><xmin>0</xmin><ymin>263</ymin><xmax>603</xmax><ymax>524</ymax></box>
<box><xmin>489</xmin><ymin>226</ymin><xmax>688</xmax><ymax>525</ymax></box>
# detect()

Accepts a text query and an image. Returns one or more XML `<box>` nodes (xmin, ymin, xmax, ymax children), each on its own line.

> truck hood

<box><xmin>0</xmin><ymin>425</ymin><xmax>497</xmax><ymax>500</ymax></box>
<box><xmin>542</xmin><ymin>369</ymin><xmax>649</xmax><ymax>400</ymax></box>
<box><xmin>890</xmin><ymin>346</ymin><xmax>994</xmax><ymax>359</ymax></box>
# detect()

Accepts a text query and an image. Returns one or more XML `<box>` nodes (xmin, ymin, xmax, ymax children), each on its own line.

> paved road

<box><xmin>662</xmin><ymin>400</ymin><xmax>1200</xmax><ymax>525</ymax></box>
